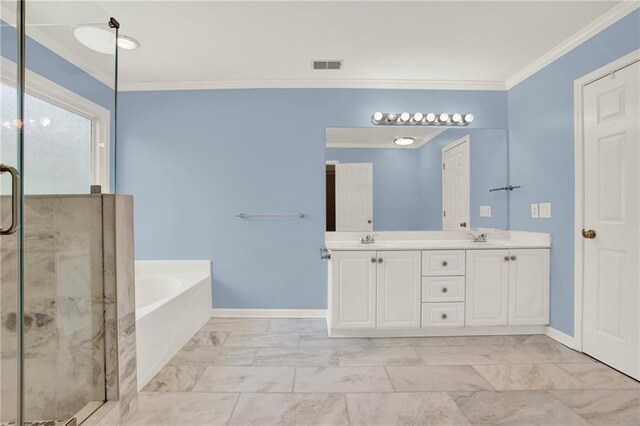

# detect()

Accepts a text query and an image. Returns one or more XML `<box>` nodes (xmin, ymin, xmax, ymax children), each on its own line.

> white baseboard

<box><xmin>546</xmin><ymin>326</ymin><xmax>580</xmax><ymax>350</ymax></box>
<box><xmin>211</xmin><ymin>308</ymin><xmax>327</xmax><ymax>318</ymax></box>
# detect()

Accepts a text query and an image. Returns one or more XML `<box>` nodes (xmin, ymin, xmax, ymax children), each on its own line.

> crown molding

<box><xmin>506</xmin><ymin>1</ymin><xmax>640</xmax><ymax>90</ymax></box>
<box><xmin>118</xmin><ymin>78</ymin><xmax>507</xmax><ymax>92</ymax></box>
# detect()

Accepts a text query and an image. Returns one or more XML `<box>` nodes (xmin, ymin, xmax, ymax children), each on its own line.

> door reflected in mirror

<box><xmin>325</xmin><ymin>127</ymin><xmax>509</xmax><ymax>232</ymax></box>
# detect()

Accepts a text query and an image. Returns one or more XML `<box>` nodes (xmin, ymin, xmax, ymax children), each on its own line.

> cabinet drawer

<box><xmin>421</xmin><ymin>303</ymin><xmax>465</xmax><ymax>327</ymax></box>
<box><xmin>422</xmin><ymin>250</ymin><xmax>465</xmax><ymax>276</ymax></box>
<box><xmin>422</xmin><ymin>276</ymin><xmax>465</xmax><ymax>302</ymax></box>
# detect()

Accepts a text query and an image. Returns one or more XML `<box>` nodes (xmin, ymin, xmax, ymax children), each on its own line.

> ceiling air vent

<box><xmin>312</xmin><ymin>60</ymin><xmax>342</xmax><ymax>70</ymax></box>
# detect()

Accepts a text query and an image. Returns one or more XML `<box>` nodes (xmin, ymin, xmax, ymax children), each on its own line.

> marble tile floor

<box><xmin>125</xmin><ymin>318</ymin><xmax>640</xmax><ymax>425</ymax></box>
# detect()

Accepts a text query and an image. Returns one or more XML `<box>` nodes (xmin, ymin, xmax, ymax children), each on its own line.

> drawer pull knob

<box><xmin>371</xmin><ymin>257</ymin><xmax>376</xmax><ymax>263</ymax></box>
<box><xmin>378</xmin><ymin>258</ymin><xmax>383</xmax><ymax>263</ymax></box>
<box><xmin>441</xmin><ymin>313</ymin><xmax>448</xmax><ymax>320</ymax></box>
<box><xmin>504</xmin><ymin>256</ymin><xmax>510</xmax><ymax>261</ymax></box>
<box><xmin>510</xmin><ymin>255</ymin><xmax>517</xmax><ymax>261</ymax></box>
<box><xmin>442</xmin><ymin>260</ymin><xmax>448</xmax><ymax>267</ymax></box>
<box><xmin>441</xmin><ymin>287</ymin><xmax>448</xmax><ymax>293</ymax></box>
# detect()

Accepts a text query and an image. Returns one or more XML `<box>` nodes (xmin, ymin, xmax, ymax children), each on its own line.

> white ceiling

<box><xmin>326</xmin><ymin>127</ymin><xmax>445</xmax><ymax>149</ymax></box>
<box><xmin>4</xmin><ymin>1</ymin><xmax>634</xmax><ymax>90</ymax></box>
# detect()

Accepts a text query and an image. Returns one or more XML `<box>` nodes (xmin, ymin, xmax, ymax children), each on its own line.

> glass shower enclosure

<box><xmin>1</xmin><ymin>0</ymin><xmax>118</xmax><ymax>424</ymax></box>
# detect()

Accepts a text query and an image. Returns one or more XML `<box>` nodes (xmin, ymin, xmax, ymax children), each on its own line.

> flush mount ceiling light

<box><xmin>74</xmin><ymin>26</ymin><xmax>140</xmax><ymax>54</ymax></box>
<box><xmin>394</xmin><ymin>137</ymin><xmax>415</xmax><ymax>146</ymax></box>
<box><xmin>371</xmin><ymin>112</ymin><xmax>474</xmax><ymax>126</ymax></box>
<box><xmin>117</xmin><ymin>35</ymin><xmax>140</xmax><ymax>50</ymax></box>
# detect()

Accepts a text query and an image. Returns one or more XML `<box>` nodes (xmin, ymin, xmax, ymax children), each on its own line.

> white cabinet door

<box><xmin>508</xmin><ymin>249</ymin><xmax>550</xmax><ymax>325</ymax></box>
<box><xmin>466</xmin><ymin>250</ymin><xmax>509</xmax><ymax>326</ymax></box>
<box><xmin>331</xmin><ymin>250</ymin><xmax>377</xmax><ymax>329</ymax></box>
<box><xmin>376</xmin><ymin>251</ymin><xmax>421</xmax><ymax>329</ymax></box>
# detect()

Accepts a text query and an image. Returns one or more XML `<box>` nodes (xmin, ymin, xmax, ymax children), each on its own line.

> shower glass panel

<box><xmin>1</xmin><ymin>0</ymin><xmax>118</xmax><ymax>424</ymax></box>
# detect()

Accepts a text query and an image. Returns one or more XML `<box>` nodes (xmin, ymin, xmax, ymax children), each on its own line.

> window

<box><xmin>0</xmin><ymin>60</ymin><xmax>111</xmax><ymax>194</ymax></box>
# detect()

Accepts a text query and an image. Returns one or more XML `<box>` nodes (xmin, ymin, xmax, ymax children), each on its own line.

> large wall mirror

<box><xmin>325</xmin><ymin>127</ymin><xmax>509</xmax><ymax>232</ymax></box>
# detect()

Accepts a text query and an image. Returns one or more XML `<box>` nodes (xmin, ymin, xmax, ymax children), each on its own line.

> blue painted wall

<box><xmin>507</xmin><ymin>9</ymin><xmax>640</xmax><ymax>335</ymax></box>
<box><xmin>326</xmin><ymin>128</ymin><xmax>508</xmax><ymax>231</ymax></box>
<box><xmin>325</xmin><ymin>147</ymin><xmax>423</xmax><ymax>230</ymax></box>
<box><xmin>118</xmin><ymin>89</ymin><xmax>506</xmax><ymax>308</ymax></box>
<box><xmin>1</xmin><ymin>21</ymin><xmax>117</xmax><ymax>189</ymax></box>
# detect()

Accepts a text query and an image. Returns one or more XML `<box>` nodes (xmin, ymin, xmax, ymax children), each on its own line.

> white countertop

<box><xmin>325</xmin><ymin>231</ymin><xmax>551</xmax><ymax>251</ymax></box>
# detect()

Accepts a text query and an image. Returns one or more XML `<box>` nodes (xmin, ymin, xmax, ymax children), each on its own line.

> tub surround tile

<box><xmin>126</xmin><ymin>392</ymin><xmax>238</xmax><ymax>426</ymax></box>
<box><xmin>294</xmin><ymin>367</ymin><xmax>393</xmax><ymax>393</ymax></box>
<box><xmin>386</xmin><ymin>365</ymin><xmax>494</xmax><ymax>392</ymax></box>
<box><xmin>556</xmin><ymin>363</ymin><xmax>640</xmax><ymax>389</ymax></box>
<box><xmin>223</xmin><ymin>331</ymin><xmax>299</xmax><ymax>348</ymax></box>
<box><xmin>117</xmin><ymin>312</ymin><xmax>138</xmax><ymax>420</ymax></box>
<box><xmin>346</xmin><ymin>392</ymin><xmax>470</xmax><ymax>426</ymax></box>
<box><xmin>229</xmin><ymin>393</ymin><xmax>348</xmax><ymax>426</ymax></box>
<box><xmin>254</xmin><ymin>347</ymin><xmax>338</xmax><ymax>366</ymax></box>
<box><xmin>472</xmin><ymin>364</ymin><xmax>590</xmax><ymax>390</ymax></box>
<box><xmin>143</xmin><ymin>365</ymin><xmax>207</xmax><ymax>392</ymax></box>
<box><xmin>170</xmin><ymin>347</ymin><xmax>257</xmax><ymax>366</ymax></box>
<box><xmin>186</xmin><ymin>329</ymin><xmax>229</xmax><ymax>347</ymax></box>
<box><xmin>415</xmin><ymin>344</ymin><xmax>510</xmax><ymax>365</ymax></box>
<box><xmin>451</xmin><ymin>390</ymin><xmax>589</xmax><ymax>425</ymax></box>
<box><xmin>193</xmin><ymin>366</ymin><xmax>295</xmax><ymax>392</ymax></box>
<box><xmin>337</xmin><ymin>346</ymin><xmax>424</xmax><ymax>366</ymax></box>
<box><xmin>551</xmin><ymin>389</ymin><xmax>640</xmax><ymax>425</ymax></box>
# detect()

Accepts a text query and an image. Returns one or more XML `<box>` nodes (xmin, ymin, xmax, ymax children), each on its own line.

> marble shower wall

<box><xmin>0</xmin><ymin>195</ymin><xmax>115</xmax><ymax>422</ymax></box>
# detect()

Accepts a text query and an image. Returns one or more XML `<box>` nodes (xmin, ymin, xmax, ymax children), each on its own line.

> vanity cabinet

<box><xmin>377</xmin><ymin>251</ymin><xmax>421</xmax><ymax>329</ymax></box>
<box><xmin>327</xmin><ymin>240</ymin><xmax>551</xmax><ymax>336</ymax></box>
<box><xmin>330</xmin><ymin>250</ymin><xmax>421</xmax><ymax>330</ymax></box>
<box><xmin>330</xmin><ymin>250</ymin><xmax>377</xmax><ymax>329</ymax></box>
<box><xmin>466</xmin><ymin>249</ymin><xmax>550</xmax><ymax>326</ymax></box>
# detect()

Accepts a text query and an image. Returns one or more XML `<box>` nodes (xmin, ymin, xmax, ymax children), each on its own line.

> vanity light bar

<box><xmin>371</xmin><ymin>112</ymin><xmax>474</xmax><ymax>126</ymax></box>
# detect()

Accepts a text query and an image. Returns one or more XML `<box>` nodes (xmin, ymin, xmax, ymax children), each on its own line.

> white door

<box><xmin>376</xmin><ymin>251</ymin><xmax>421</xmax><ymax>329</ymax></box>
<box><xmin>508</xmin><ymin>249</ymin><xmax>550</xmax><ymax>326</ymax></box>
<box><xmin>442</xmin><ymin>137</ymin><xmax>470</xmax><ymax>230</ymax></box>
<box><xmin>330</xmin><ymin>250</ymin><xmax>377</xmax><ymax>329</ymax></box>
<box><xmin>583</xmin><ymin>60</ymin><xmax>640</xmax><ymax>379</ymax></box>
<box><xmin>335</xmin><ymin>163</ymin><xmax>373</xmax><ymax>231</ymax></box>
<box><xmin>466</xmin><ymin>250</ymin><xmax>509</xmax><ymax>326</ymax></box>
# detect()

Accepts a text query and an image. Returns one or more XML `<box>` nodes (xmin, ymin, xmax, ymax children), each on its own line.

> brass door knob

<box><xmin>460</xmin><ymin>222</ymin><xmax>467</xmax><ymax>228</ymax></box>
<box><xmin>582</xmin><ymin>229</ymin><xmax>597</xmax><ymax>239</ymax></box>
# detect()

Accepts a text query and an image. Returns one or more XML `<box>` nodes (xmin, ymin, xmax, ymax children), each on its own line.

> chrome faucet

<box><xmin>360</xmin><ymin>234</ymin><xmax>376</xmax><ymax>244</ymax></box>
<box><xmin>470</xmin><ymin>233</ymin><xmax>489</xmax><ymax>243</ymax></box>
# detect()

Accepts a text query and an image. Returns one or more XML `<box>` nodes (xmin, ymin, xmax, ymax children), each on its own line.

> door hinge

<box><xmin>443</xmin><ymin>210</ymin><xmax>446</xmax><ymax>217</ymax></box>
<box><xmin>442</xmin><ymin>163</ymin><xmax>445</xmax><ymax>170</ymax></box>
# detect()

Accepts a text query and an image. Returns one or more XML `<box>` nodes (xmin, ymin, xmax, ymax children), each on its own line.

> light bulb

<box><xmin>464</xmin><ymin>113</ymin><xmax>474</xmax><ymax>123</ymax></box>
<box><xmin>424</xmin><ymin>113</ymin><xmax>436</xmax><ymax>123</ymax></box>
<box><xmin>386</xmin><ymin>113</ymin><xmax>397</xmax><ymax>122</ymax></box>
<box><xmin>372</xmin><ymin>112</ymin><xmax>384</xmax><ymax>123</ymax></box>
<box><xmin>451</xmin><ymin>113</ymin><xmax>462</xmax><ymax>123</ymax></box>
<box><xmin>439</xmin><ymin>113</ymin><xmax>450</xmax><ymax>122</ymax></box>
<box><xmin>399</xmin><ymin>112</ymin><xmax>410</xmax><ymax>122</ymax></box>
<box><xmin>412</xmin><ymin>112</ymin><xmax>423</xmax><ymax>122</ymax></box>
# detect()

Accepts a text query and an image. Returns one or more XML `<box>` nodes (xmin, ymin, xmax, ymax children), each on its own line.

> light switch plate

<box><xmin>539</xmin><ymin>202</ymin><xmax>552</xmax><ymax>218</ymax></box>
<box><xmin>480</xmin><ymin>205</ymin><xmax>492</xmax><ymax>217</ymax></box>
<box><xmin>531</xmin><ymin>203</ymin><xmax>539</xmax><ymax>218</ymax></box>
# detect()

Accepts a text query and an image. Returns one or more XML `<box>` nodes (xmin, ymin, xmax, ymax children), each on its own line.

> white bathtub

<box><xmin>135</xmin><ymin>260</ymin><xmax>212</xmax><ymax>390</ymax></box>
